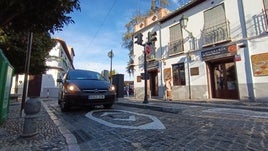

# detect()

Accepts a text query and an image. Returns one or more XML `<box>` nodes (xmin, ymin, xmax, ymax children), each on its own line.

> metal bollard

<box><xmin>21</xmin><ymin>97</ymin><xmax>41</xmax><ymax>137</ymax></box>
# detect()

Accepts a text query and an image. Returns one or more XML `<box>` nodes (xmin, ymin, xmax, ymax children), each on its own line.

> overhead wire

<box><xmin>88</xmin><ymin>0</ymin><xmax>117</xmax><ymax>47</ymax></box>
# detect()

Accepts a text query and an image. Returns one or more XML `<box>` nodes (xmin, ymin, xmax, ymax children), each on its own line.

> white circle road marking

<box><xmin>85</xmin><ymin>109</ymin><xmax>166</xmax><ymax>130</ymax></box>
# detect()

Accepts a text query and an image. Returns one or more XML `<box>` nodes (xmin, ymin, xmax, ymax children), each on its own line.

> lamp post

<box><xmin>143</xmin><ymin>45</ymin><xmax>148</xmax><ymax>104</ymax></box>
<box><xmin>108</xmin><ymin>50</ymin><xmax>114</xmax><ymax>83</ymax></box>
<box><xmin>180</xmin><ymin>15</ymin><xmax>193</xmax><ymax>99</ymax></box>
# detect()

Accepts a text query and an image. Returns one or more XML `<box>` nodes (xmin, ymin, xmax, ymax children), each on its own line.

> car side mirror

<box><xmin>57</xmin><ymin>79</ymin><xmax>63</xmax><ymax>83</ymax></box>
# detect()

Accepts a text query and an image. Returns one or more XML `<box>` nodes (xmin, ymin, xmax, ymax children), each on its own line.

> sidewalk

<box><xmin>0</xmin><ymin>99</ymin><xmax>79</xmax><ymax>151</ymax></box>
<box><xmin>116</xmin><ymin>97</ymin><xmax>268</xmax><ymax>113</ymax></box>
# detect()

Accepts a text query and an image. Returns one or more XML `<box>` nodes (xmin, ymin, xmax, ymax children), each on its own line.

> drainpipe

<box><xmin>237</xmin><ymin>0</ymin><xmax>255</xmax><ymax>101</ymax></box>
<box><xmin>158</xmin><ymin>22</ymin><xmax>165</xmax><ymax>99</ymax></box>
<box><xmin>187</xmin><ymin>52</ymin><xmax>191</xmax><ymax>99</ymax></box>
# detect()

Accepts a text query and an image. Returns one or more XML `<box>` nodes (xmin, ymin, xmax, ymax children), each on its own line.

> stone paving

<box><xmin>0</xmin><ymin>102</ymin><xmax>67</xmax><ymax>151</ymax></box>
<box><xmin>1</xmin><ymin>97</ymin><xmax>268</xmax><ymax>151</ymax></box>
<box><xmin>46</xmin><ymin>98</ymin><xmax>268</xmax><ymax>151</ymax></box>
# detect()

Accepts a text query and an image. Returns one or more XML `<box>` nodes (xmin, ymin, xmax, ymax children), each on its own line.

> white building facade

<box><xmin>133</xmin><ymin>0</ymin><xmax>268</xmax><ymax>102</ymax></box>
<box><xmin>40</xmin><ymin>38</ymin><xmax>75</xmax><ymax>98</ymax></box>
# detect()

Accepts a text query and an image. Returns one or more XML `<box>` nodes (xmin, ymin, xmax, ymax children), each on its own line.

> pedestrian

<box><xmin>165</xmin><ymin>76</ymin><xmax>172</xmax><ymax>101</ymax></box>
<box><xmin>126</xmin><ymin>84</ymin><xmax>129</xmax><ymax>97</ymax></box>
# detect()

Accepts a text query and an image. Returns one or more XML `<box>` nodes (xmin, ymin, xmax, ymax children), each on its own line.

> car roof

<box><xmin>68</xmin><ymin>69</ymin><xmax>98</xmax><ymax>74</ymax></box>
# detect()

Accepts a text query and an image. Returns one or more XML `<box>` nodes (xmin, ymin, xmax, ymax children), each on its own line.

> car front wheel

<box><xmin>60</xmin><ymin>101</ymin><xmax>70</xmax><ymax>112</ymax></box>
<box><xmin>104</xmin><ymin>104</ymin><xmax>113</xmax><ymax>109</ymax></box>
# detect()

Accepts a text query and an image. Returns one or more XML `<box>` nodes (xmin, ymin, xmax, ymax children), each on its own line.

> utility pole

<box><xmin>108</xmin><ymin>50</ymin><xmax>114</xmax><ymax>83</ymax></box>
<box><xmin>134</xmin><ymin>31</ymin><xmax>157</xmax><ymax>104</ymax></box>
<box><xmin>21</xmin><ymin>32</ymin><xmax>33</xmax><ymax>116</ymax></box>
<box><xmin>143</xmin><ymin>45</ymin><xmax>148</xmax><ymax>104</ymax></box>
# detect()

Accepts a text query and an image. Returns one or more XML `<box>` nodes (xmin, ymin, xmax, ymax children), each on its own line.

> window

<box><xmin>169</xmin><ymin>24</ymin><xmax>184</xmax><ymax>56</ymax></box>
<box><xmin>202</xmin><ymin>3</ymin><xmax>230</xmax><ymax>46</ymax></box>
<box><xmin>172</xmin><ymin>63</ymin><xmax>185</xmax><ymax>86</ymax></box>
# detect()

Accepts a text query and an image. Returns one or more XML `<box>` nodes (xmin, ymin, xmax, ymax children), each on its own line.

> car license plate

<box><xmin>88</xmin><ymin>95</ymin><xmax>105</xmax><ymax>100</ymax></box>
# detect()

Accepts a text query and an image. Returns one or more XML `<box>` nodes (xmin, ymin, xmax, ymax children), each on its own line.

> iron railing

<box><xmin>168</xmin><ymin>39</ymin><xmax>184</xmax><ymax>56</ymax></box>
<box><xmin>201</xmin><ymin>20</ymin><xmax>231</xmax><ymax>47</ymax></box>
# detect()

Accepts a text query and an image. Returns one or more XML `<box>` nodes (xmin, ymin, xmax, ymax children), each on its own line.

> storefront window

<box><xmin>172</xmin><ymin>63</ymin><xmax>186</xmax><ymax>86</ymax></box>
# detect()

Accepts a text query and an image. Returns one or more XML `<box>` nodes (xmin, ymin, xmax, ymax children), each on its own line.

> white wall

<box><xmin>133</xmin><ymin>0</ymin><xmax>268</xmax><ymax>101</ymax></box>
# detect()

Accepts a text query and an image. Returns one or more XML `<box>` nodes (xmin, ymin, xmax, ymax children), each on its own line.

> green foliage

<box><xmin>0</xmin><ymin>28</ymin><xmax>55</xmax><ymax>75</ymax></box>
<box><xmin>0</xmin><ymin>0</ymin><xmax>80</xmax><ymax>33</ymax></box>
<box><xmin>110</xmin><ymin>69</ymin><xmax>116</xmax><ymax>77</ymax></box>
<box><xmin>0</xmin><ymin>0</ymin><xmax>80</xmax><ymax>75</ymax></box>
<box><xmin>122</xmin><ymin>0</ymin><xmax>169</xmax><ymax>76</ymax></box>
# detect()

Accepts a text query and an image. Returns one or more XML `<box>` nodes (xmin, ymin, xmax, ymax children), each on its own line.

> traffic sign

<box><xmin>145</xmin><ymin>45</ymin><xmax>150</xmax><ymax>54</ymax></box>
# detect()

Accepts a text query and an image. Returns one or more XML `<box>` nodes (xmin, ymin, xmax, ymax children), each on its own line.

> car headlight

<box><xmin>64</xmin><ymin>84</ymin><xmax>80</xmax><ymax>93</ymax></box>
<box><xmin>109</xmin><ymin>85</ymin><xmax>115</xmax><ymax>92</ymax></box>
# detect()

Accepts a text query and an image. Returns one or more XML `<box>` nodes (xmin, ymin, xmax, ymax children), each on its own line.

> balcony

<box><xmin>254</xmin><ymin>9</ymin><xmax>268</xmax><ymax>34</ymax></box>
<box><xmin>201</xmin><ymin>20</ymin><xmax>231</xmax><ymax>47</ymax></box>
<box><xmin>168</xmin><ymin>39</ymin><xmax>184</xmax><ymax>56</ymax></box>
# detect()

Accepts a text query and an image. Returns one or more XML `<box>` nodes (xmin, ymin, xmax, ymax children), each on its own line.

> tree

<box><xmin>122</xmin><ymin>0</ymin><xmax>169</xmax><ymax>76</ymax></box>
<box><xmin>123</xmin><ymin>15</ymin><xmax>144</xmax><ymax>77</ymax></box>
<box><xmin>123</xmin><ymin>0</ymin><xmax>191</xmax><ymax>77</ymax></box>
<box><xmin>0</xmin><ymin>28</ymin><xmax>55</xmax><ymax>75</ymax></box>
<box><xmin>0</xmin><ymin>0</ymin><xmax>80</xmax><ymax>74</ymax></box>
<box><xmin>110</xmin><ymin>69</ymin><xmax>116</xmax><ymax>78</ymax></box>
<box><xmin>0</xmin><ymin>0</ymin><xmax>80</xmax><ymax>33</ymax></box>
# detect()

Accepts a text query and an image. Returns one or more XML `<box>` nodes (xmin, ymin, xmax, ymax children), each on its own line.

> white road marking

<box><xmin>100</xmin><ymin>112</ymin><xmax>136</xmax><ymax>121</ymax></box>
<box><xmin>114</xmin><ymin>115</ymin><xmax>136</xmax><ymax>121</ymax></box>
<box><xmin>85</xmin><ymin>109</ymin><xmax>166</xmax><ymax>130</ymax></box>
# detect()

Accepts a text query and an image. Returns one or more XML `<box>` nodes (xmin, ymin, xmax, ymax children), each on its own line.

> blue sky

<box><xmin>53</xmin><ymin>0</ymin><xmax>179</xmax><ymax>81</ymax></box>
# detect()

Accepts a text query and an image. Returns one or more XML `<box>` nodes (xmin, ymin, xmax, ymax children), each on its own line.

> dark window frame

<box><xmin>172</xmin><ymin>63</ymin><xmax>186</xmax><ymax>86</ymax></box>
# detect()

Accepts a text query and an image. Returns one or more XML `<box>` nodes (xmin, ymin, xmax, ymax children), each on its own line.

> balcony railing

<box><xmin>168</xmin><ymin>39</ymin><xmax>184</xmax><ymax>56</ymax></box>
<box><xmin>201</xmin><ymin>20</ymin><xmax>231</xmax><ymax>47</ymax></box>
<box><xmin>254</xmin><ymin>9</ymin><xmax>268</xmax><ymax>34</ymax></box>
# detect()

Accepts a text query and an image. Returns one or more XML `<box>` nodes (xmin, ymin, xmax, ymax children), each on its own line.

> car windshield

<box><xmin>67</xmin><ymin>70</ymin><xmax>105</xmax><ymax>80</ymax></box>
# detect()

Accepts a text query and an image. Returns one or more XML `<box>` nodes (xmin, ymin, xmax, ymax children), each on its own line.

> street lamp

<box><xmin>180</xmin><ymin>15</ymin><xmax>188</xmax><ymax>29</ymax></box>
<box><xmin>180</xmin><ymin>15</ymin><xmax>193</xmax><ymax>99</ymax></box>
<box><xmin>108</xmin><ymin>50</ymin><xmax>114</xmax><ymax>83</ymax></box>
<box><xmin>180</xmin><ymin>15</ymin><xmax>193</xmax><ymax>38</ymax></box>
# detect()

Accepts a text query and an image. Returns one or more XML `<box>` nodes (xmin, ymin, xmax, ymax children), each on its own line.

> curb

<box><xmin>166</xmin><ymin>101</ymin><xmax>268</xmax><ymax>112</ymax></box>
<box><xmin>116</xmin><ymin>102</ymin><xmax>182</xmax><ymax>114</ymax></box>
<box><xmin>41</xmin><ymin>101</ymin><xmax>80</xmax><ymax>151</ymax></box>
<box><xmin>116</xmin><ymin>98</ymin><xmax>268</xmax><ymax>113</ymax></box>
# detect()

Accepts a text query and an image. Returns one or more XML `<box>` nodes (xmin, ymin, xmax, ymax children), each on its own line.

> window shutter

<box><xmin>264</xmin><ymin>0</ymin><xmax>268</xmax><ymax>10</ymax></box>
<box><xmin>169</xmin><ymin>24</ymin><xmax>182</xmax><ymax>42</ymax></box>
<box><xmin>204</xmin><ymin>4</ymin><xmax>226</xmax><ymax>28</ymax></box>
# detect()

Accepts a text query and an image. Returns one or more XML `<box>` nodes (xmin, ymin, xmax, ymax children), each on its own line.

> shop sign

<box><xmin>201</xmin><ymin>44</ymin><xmax>237</xmax><ymax>61</ymax></box>
<box><xmin>147</xmin><ymin>61</ymin><xmax>158</xmax><ymax>70</ymax></box>
<box><xmin>234</xmin><ymin>54</ymin><xmax>241</xmax><ymax>61</ymax></box>
<box><xmin>251</xmin><ymin>52</ymin><xmax>268</xmax><ymax>76</ymax></box>
<box><xmin>190</xmin><ymin>67</ymin><xmax>199</xmax><ymax>76</ymax></box>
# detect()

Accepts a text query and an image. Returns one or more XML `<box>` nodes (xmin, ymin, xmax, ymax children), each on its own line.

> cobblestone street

<box><xmin>0</xmin><ymin>102</ymin><xmax>67</xmax><ymax>151</ymax></box>
<box><xmin>47</xmin><ymin>100</ymin><xmax>268</xmax><ymax>151</ymax></box>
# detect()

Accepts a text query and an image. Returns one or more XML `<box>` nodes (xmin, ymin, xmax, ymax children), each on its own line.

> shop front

<box><xmin>201</xmin><ymin>44</ymin><xmax>239</xmax><ymax>99</ymax></box>
<box><xmin>147</xmin><ymin>61</ymin><xmax>159</xmax><ymax>97</ymax></box>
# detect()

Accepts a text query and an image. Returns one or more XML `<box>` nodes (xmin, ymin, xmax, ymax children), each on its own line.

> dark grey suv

<box><xmin>57</xmin><ymin>69</ymin><xmax>116</xmax><ymax>112</ymax></box>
